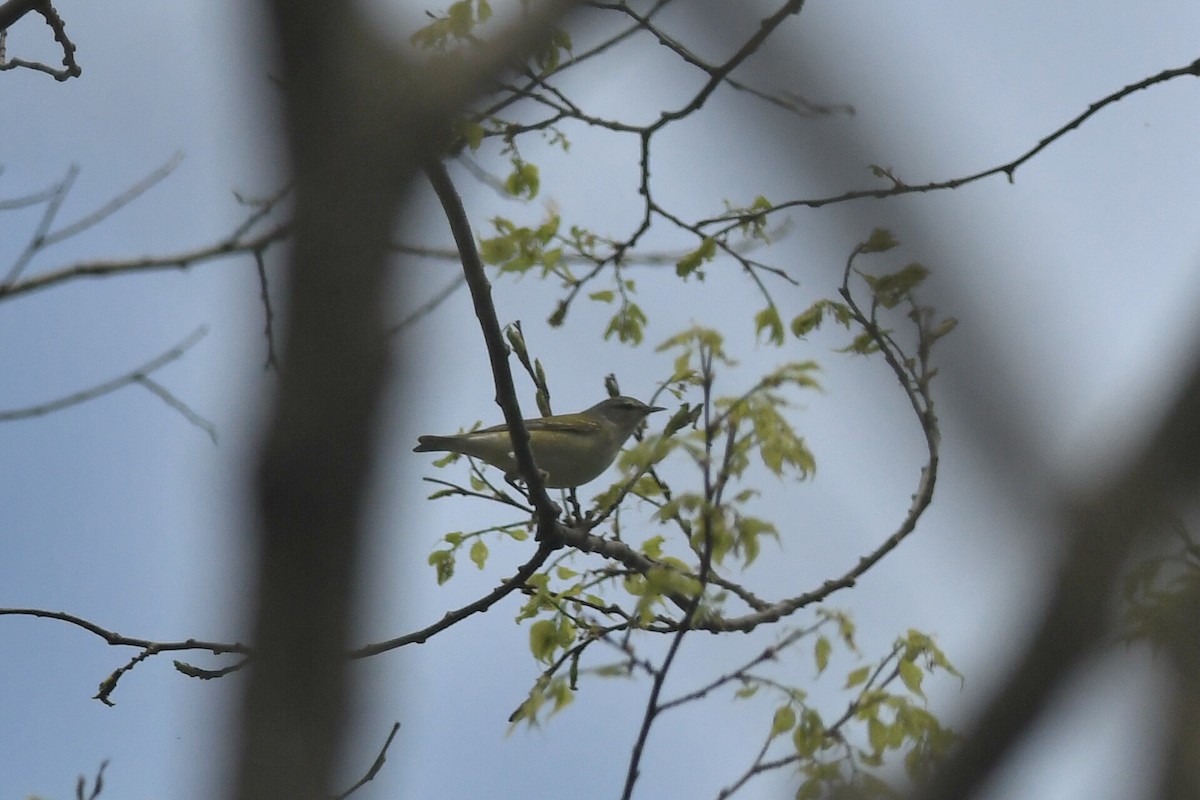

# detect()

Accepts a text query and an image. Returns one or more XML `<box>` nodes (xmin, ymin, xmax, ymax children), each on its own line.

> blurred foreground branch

<box><xmin>232</xmin><ymin>2</ymin><xmax>578</xmax><ymax>800</ymax></box>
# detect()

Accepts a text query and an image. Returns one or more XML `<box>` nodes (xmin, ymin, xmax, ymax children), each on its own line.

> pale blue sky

<box><xmin>2</xmin><ymin>2</ymin><xmax>1197</xmax><ymax>798</ymax></box>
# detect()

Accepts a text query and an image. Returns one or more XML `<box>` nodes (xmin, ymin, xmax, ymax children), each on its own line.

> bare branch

<box><xmin>133</xmin><ymin>374</ymin><xmax>218</xmax><ymax>444</ymax></box>
<box><xmin>0</xmin><ymin>326</ymin><xmax>210</xmax><ymax>428</ymax></box>
<box><xmin>0</xmin><ymin>222</ymin><xmax>291</xmax><ymax>302</ymax></box>
<box><xmin>253</xmin><ymin>250</ymin><xmax>279</xmax><ymax>370</ymax></box>
<box><xmin>52</xmin><ymin>152</ymin><xmax>185</xmax><ymax>247</ymax></box>
<box><xmin>4</xmin><ymin>153</ymin><xmax>185</xmax><ymax>286</ymax></box>
<box><xmin>0</xmin><ymin>606</ymin><xmax>250</xmax><ymax>704</ymax></box>
<box><xmin>351</xmin><ymin>540</ymin><xmax>556</xmax><ymax>659</ymax></box>
<box><xmin>74</xmin><ymin>760</ymin><xmax>109</xmax><ymax>800</ymax></box>
<box><xmin>0</xmin><ymin>182</ymin><xmax>61</xmax><ymax>211</ymax></box>
<box><xmin>699</xmin><ymin>55</ymin><xmax>1200</xmax><ymax>229</ymax></box>
<box><xmin>4</xmin><ymin>162</ymin><xmax>78</xmax><ymax>286</ymax></box>
<box><xmin>333</xmin><ymin>722</ymin><xmax>402</xmax><ymax>800</ymax></box>
<box><xmin>386</xmin><ymin>273</ymin><xmax>465</xmax><ymax>336</ymax></box>
<box><xmin>0</xmin><ymin>0</ymin><xmax>80</xmax><ymax>80</ymax></box>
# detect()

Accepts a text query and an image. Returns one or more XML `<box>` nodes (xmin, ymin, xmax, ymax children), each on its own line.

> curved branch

<box><xmin>351</xmin><ymin>540</ymin><xmax>557</xmax><ymax>658</ymax></box>
<box><xmin>334</xmin><ymin>722</ymin><xmax>402</xmax><ymax>800</ymax></box>
<box><xmin>698</xmin><ymin>55</ymin><xmax>1200</xmax><ymax>230</ymax></box>
<box><xmin>0</xmin><ymin>0</ymin><xmax>80</xmax><ymax>80</ymax></box>
<box><xmin>0</xmin><ymin>606</ymin><xmax>251</xmax><ymax>705</ymax></box>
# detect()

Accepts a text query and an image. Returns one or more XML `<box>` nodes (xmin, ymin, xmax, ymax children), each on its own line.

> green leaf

<box><xmin>479</xmin><ymin>233</ymin><xmax>516</xmax><ymax>265</ymax></box>
<box><xmin>795</xmin><ymin>777</ymin><xmax>822</xmax><ymax>800</ymax></box>
<box><xmin>771</xmin><ymin>705</ymin><xmax>797</xmax><ymax>737</ymax></box>
<box><xmin>930</xmin><ymin>316</ymin><xmax>958</xmax><ymax>340</ymax></box>
<box><xmin>588</xmin><ymin>289</ymin><xmax>615</xmax><ymax>303</ymax></box>
<box><xmin>529</xmin><ymin>619</ymin><xmax>559</xmax><ymax>662</ymax></box>
<box><xmin>754</xmin><ymin>305</ymin><xmax>785</xmax><ymax>346</ymax></box>
<box><xmin>869</xmin><ymin>262</ymin><xmax>929</xmax><ymax>308</ymax></box>
<box><xmin>675</xmin><ymin>237</ymin><xmax>716</xmax><ymax>279</ymax></box>
<box><xmin>644</xmin><ymin>565</ymin><xmax>702</xmax><ymax>598</ymax></box>
<box><xmin>740</xmin><ymin>397</ymin><xmax>816</xmax><ymax>479</ymax></box>
<box><xmin>814</xmin><ymin>636</ymin><xmax>832</xmax><ymax>674</ymax></box>
<box><xmin>557</xmin><ymin>616</ymin><xmax>577</xmax><ymax>649</ymax></box>
<box><xmin>837</xmin><ymin>330</ymin><xmax>881</xmax><ymax>355</ymax></box>
<box><xmin>867</xmin><ymin>716</ymin><xmax>888</xmax><ymax>753</ymax></box>
<box><xmin>733</xmin><ymin>514</ymin><xmax>777</xmax><ymax>566</ymax></box>
<box><xmin>469</xmin><ymin>539</ymin><xmax>489</xmax><ymax>570</ymax></box>
<box><xmin>603</xmin><ymin>301</ymin><xmax>647</xmax><ymax>345</ymax></box>
<box><xmin>631</xmin><ymin>474</ymin><xmax>664</xmax><ymax>498</ymax></box>
<box><xmin>861</xmin><ymin>227</ymin><xmax>899</xmax><ymax>253</ymax></box>
<box><xmin>428</xmin><ymin>550</ymin><xmax>455</xmax><ymax>585</ymax></box>
<box><xmin>447</xmin><ymin>0</ymin><xmax>473</xmax><ymax>36</ymax></box>
<box><xmin>844</xmin><ymin>665</ymin><xmax>871</xmax><ymax>688</ymax></box>
<box><xmin>791</xmin><ymin>708</ymin><xmax>825</xmax><ymax>758</ymax></box>
<box><xmin>641</xmin><ymin>535</ymin><xmax>666</xmax><ymax>559</ymax></box>
<box><xmin>790</xmin><ymin>304</ymin><xmax>824</xmax><ymax>338</ymax></box>
<box><xmin>504</xmin><ymin>158</ymin><xmax>540</xmax><ymax>199</ymax></box>
<box><xmin>898</xmin><ymin>659</ymin><xmax>925</xmax><ymax>698</ymax></box>
<box><xmin>458</xmin><ymin>120</ymin><xmax>485</xmax><ymax>151</ymax></box>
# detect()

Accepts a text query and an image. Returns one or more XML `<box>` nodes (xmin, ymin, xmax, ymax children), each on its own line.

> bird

<box><xmin>413</xmin><ymin>396</ymin><xmax>664</xmax><ymax>489</ymax></box>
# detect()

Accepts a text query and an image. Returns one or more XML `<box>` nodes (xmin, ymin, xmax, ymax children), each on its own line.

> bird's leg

<box><xmin>566</xmin><ymin>488</ymin><xmax>583</xmax><ymax>524</ymax></box>
<box><xmin>504</xmin><ymin>470</ymin><xmax>562</xmax><ymax>518</ymax></box>
<box><xmin>503</xmin><ymin>470</ymin><xmax>527</xmax><ymax>496</ymax></box>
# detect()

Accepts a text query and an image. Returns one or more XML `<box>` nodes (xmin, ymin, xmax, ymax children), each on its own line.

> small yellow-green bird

<box><xmin>414</xmin><ymin>396</ymin><xmax>664</xmax><ymax>489</ymax></box>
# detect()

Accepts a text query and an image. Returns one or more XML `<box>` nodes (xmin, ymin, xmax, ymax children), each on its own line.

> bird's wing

<box><xmin>525</xmin><ymin>415</ymin><xmax>601</xmax><ymax>435</ymax></box>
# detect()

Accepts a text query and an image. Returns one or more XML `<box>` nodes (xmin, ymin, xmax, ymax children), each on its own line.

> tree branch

<box><xmin>0</xmin><ymin>0</ymin><xmax>80</xmax><ymax>79</ymax></box>
<box><xmin>0</xmin><ymin>327</ymin><xmax>212</xmax><ymax>436</ymax></box>
<box><xmin>423</xmin><ymin>158</ymin><xmax>565</xmax><ymax>538</ymax></box>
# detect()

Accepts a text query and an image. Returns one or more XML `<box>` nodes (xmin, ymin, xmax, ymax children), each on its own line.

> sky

<box><xmin>2</xmin><ymin>1</ymin><xmax>1199</xmax><ymax>799</ymax></box>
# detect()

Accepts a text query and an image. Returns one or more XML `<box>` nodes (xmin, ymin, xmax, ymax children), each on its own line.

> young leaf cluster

<box><xmin>748</xmin><ymin>626</ymin><xmax>961</xmax><ymax>800</ymax></box>
<box><xmin>417</xmin><ymin>213</ymin><xmax>956</xmax><ymax>792</ymax></box>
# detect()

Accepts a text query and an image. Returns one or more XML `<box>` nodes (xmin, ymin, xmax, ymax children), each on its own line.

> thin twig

<box><xmin>133</xmin><ymin>375</ymin><xmax>218</xmax><ymax>444</ymax></box>
<box><xmin>0</xmin><ymin>223</ymin><xmax>291</xmax><ymax>302</ymax></box>
<box><xmin>351</xmin><ymin>541</ymin><xmax>557</xmax><ymax>658</ymax></box>
<box><xmin>0</xmin><ymin>327</ymin><xmax>210</xmax><ymax>426</ymax></box>
<box><xmin>254</xmin><ymin>250</ymin><xmax>279</xmax><ymax>369</ymax></box>
<box><xmin>698</xmin><ymin>56</ymin><xmax>1200</xmax><ymax>230</ymax></box>
<box><xmin>333</xmin><ymin>722</ymin><xmax>402</xmax><ymax>800</ymax></box>
<box><xmin>4</xmin><ymin>163</ymin><xmax>77</xmax><ymax>285</ymax></box>
<box><xmin>50</xmin><ymin>152</ymin><xmax>186</xmax><ymax>247</ymax></box>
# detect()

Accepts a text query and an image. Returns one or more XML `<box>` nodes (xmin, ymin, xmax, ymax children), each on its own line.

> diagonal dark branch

<box><xmin>423</xmin><ymin>158</ymin><xmax>565</xmax><ymax>537</ymax></box>
<box><xmin>351</xmin><ymin>541</ymin><xmax>557</xmax><ymax>658</ymax></box>
<box><xmin>333</xmin><ymin>722</ymin><xmax>402</xmax><ymax>800</ymax></box>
